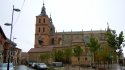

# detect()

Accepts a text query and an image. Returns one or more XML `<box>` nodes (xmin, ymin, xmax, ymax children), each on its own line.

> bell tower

<box><xmin>34</xmin><ymin>3</ymin><xmax>55</xmax><ymax>48</ymax></box>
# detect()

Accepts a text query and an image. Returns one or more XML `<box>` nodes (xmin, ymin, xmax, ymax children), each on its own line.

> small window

<box><xmin>43</xmin><ymin>18</ymin><xmax>45</xmax><ymax>23</ymax></box>
<box><xmin>39</xmin><ymin>19</ymin><xmax>41</xmax><ymax>23</ymax></box>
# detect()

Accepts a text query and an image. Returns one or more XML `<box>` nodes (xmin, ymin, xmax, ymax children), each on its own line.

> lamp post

<box><xmin>116</xmin><ymin>49</ymin><xmax>119</xmax><ymax>64</ymax></box>
<box><xmin>4</xmin><ymin>5</ymin><xmax>20</xmax><ymax>70</ymax></box>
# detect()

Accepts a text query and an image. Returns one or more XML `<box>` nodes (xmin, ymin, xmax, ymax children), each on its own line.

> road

<box><xmin>14</xmin><ymin>64</ymin><xmax>125</xmax><ymax>70</ymax></box>
<box><xmin>14</xmin><ymin>65</ymin><xmax>35</xmax><ymax>70</ymax></box>
<box><xmin>109</xmin><ymin>64</ymin><xmax>125</xmax><ymax>70</ymax></box>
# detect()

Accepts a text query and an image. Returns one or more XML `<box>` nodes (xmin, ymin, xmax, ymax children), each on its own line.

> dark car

<box><xmin>36</xmin><ymin>63</ymin><xmax>48</xmax><ymax>70</ymax></box>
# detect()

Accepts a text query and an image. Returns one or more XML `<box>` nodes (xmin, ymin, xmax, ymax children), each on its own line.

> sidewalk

<box><xmin>103</xmin><ymin>64</ymin><xmax>122</xmax><ymax>70</ymax></box>
<box><xmin>64</xmin><ymin>65</ymin><xmax>94</xmax><ymax>70</ymax></box>
<box><xmin>64</xmin><ymin>64</ymin><xmax>125</xmax><ymax>70</ymax></box>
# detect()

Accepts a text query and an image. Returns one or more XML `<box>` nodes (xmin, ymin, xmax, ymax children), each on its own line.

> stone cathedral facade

<box><xmin>28</xmin><ymin>3</ymin><xmax>107</xmax><ymax>65</ymax></box>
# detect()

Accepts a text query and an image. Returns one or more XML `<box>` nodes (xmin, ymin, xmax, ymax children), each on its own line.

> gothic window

<box><xmin>38</xmin><ymin>27</ymin><xmax>40</xmax><ymax>32</ymax></box>
<box><xmin>43</xmin><ymin>27</ymin><xmax>45</xmax><ymax>32</ymax></box>
<box><xmin>84</xmin><ymin>36</ymin><xmax>90</xmax><ymax>44</ymax></box>
<box><xmin>38</xmin><ymin>35</ymin><xmax>43</xmax><ymax>45</ymax></box>
<box><xmin>43</xmin><ymin>18</ymin><xmax>45</xmax><ymax>23</ymax></box>
<box><xmin>51</xmin><ymin>28</ymin><xmax>52</xmax><ymax>32</ymax></box>
<box><xmin>39</xmin><ymin>18</ymin><xmax>41</xmax><ymax>23</ymax></box>
<box><xmin>58</xmin><ymin>38</ymin><xmax>62</xmax><ymax>45</ymax></box>
<box><xmin>50</xmin><ymin>28</ymin><xmax>53</xmax><ymax>34</ymax></box>
<box><xmin>100</xmin><ymin>33</ymin><xmax>105</xmax><ymax>41</ymax></box>
<box><xmin>51</xmin><ymin>38</ymin><xmax>54</xmax><ymax>45</ymax></box>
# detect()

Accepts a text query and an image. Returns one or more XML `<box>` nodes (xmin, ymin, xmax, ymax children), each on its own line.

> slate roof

<box><xmin>0</xmin><ymin>26</ymin><xmax>6</xmax><ymax>39</ymax></box>
<box><xmin>39</xmin><ymin>3</ymin><xmax>47</xmax><ymax>16</ymax></box>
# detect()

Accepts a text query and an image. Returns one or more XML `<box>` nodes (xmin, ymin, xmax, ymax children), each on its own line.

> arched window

<box><xmin>43</xmin><ymin>27</ymin><xmax>45</xmax><ymax>32</ymax></box>
<box><xmin>43</xmin><ymin>18</ymin><xmax>45</xmax><ymax>23</ymax></box>
<box><xmin>38</xmin><ymin>27</ymin><xmax>40</xmax><ymax>32</ymax></box>
<box><xmin>51</xmin><ymin>38</ymin><xmax>54</xmax><ymax>45</ymax></box>
<box><xmin>39</xmin><ymin>19</ymin><xmax>41</xmax><ymax>23</ymax></box>
<box><xmin>51</xmin><ymin>28</ymin><xmax>52</xmax><ymax>32</ymax></box>
<box><xmin>58</xmin><ymin>38</ymin><xmax>62</xmax><ymax>45</ymax></box>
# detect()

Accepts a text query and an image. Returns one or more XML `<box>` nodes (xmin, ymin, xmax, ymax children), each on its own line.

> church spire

<box><xmin>40</xmin><ymin>1</ymin><xmax>47</xmax><ymax>16</ymax></box>
<box><xmin>49</xmin><ymin>13</ymin><xmax>53</xmax><ymax>23</ymax></box>
<box><xmin>107</xmin><ymin>22</ymin><xmax>110</xmax><ymax>31</ymax></box>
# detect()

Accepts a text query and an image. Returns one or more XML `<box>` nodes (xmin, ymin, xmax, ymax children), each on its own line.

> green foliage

<box><xmin>99</xmin><ymin>47</ymin><xmax>111</xmax><ymax>62</ymax></box>
<box><xmin>116</xmin><ymin>31</ymin><xmax>124</xmax><ymax>48</ymax></box>
<box><xmin>116</xmin><ymin>31</ymin><xmax>124</xmax><ymax>56</ymax></box>
<box><xmin>105</xmin><ymin>30</ymin><xmax>117</xmax><ymax>49</ymax></box>
<box><xmin>73</xmin><ymin>45</ymin><xmax>83</xmax><ymax>57</ymax></box>
<box><xmin>40</xmin><ymin>53</ymin><xmax>50</xmax><ymax>63</ymax></box>
<box><xmin>106</xmin><ymin>30</ymin><xmax>124</xmax><ymax>57</ymax></box>
<box><xmin>64</xmin><ymin>47</ymin><xmax>73</xmax><ymax>63</ymax></box>
<box><xmin>88</xmin><ymin>36</ymin><xmax>100</xmax><ymax>53</ymax></box>
<box><xmin>54</xmin><ymin>50</ymin><xmax>64</xmax><ymax>62</ymax></box>
<box><xmin>73</xmin><ymin>45</ymin><xmax>83</xmax><ymax>70</ymax></box>
<box><xmin>87</xmin><ymin>36</ymin><xmax>100</xmax><ymax>64</ymax></box>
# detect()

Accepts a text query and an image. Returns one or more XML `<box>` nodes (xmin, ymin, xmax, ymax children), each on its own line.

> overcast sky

<box><xmin>0</xmin><ymin>0</ymin><xmax>125</xmax><ymax>53</ymax></box>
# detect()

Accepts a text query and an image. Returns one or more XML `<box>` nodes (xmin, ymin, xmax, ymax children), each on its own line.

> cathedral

<box><xmin>28</xmin><ymin>3</ymin><xmax>107</xmax><ymax>65</ymax></box>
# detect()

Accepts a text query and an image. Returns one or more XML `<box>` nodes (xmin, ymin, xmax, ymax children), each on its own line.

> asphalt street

<box><xmin>14</xmin><ymin>65</ymin><xmax>35</xmax><ymax>70</ymax></box>
<box><xmin>14</xmin><ymin>64</ymin><xmax>125</xmax><ymax>70</ymax></box>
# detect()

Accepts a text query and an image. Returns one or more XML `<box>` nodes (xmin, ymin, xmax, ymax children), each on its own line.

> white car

<box><xmin>0</xmin><ymin>63</ymin><xmax>14</xmax><ymax>70</ymax></box>
<box><xmin>37</xmin><ymin>63</ymin><xmax>48</xmax><ymax>70</ymax></box>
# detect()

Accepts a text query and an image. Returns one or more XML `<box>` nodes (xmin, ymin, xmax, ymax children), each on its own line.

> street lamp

<box><xmin>4</xmin><ymin>5</ymin><xmax>20</xmax><ymax>70</ymax></box>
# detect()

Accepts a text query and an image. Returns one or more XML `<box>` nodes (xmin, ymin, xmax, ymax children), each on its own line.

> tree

<box><xmin>106</xmin><ymin>30</ymin><xmax>117</xmax><ymax>50</ymax></box>
<box><xmin>64</xmin><ymin>47</ymin><xmax>73</xmax><ymax>70</ymax></box>
<box><xmin>73</xmin><ymin>45</ymin><xmax>83</xmax><ymax>70</ymax></box>
<box><xmin>40</xmin><ymin>53</ymin><xmax>50</xmax><ymax>64</ymax></box>
<box><xmin>116</xmin><ymin>31</ymin><xmax>124</xmax><ymax>57</ymax></box>
<box><xmin>54</xmin><ymin>50</ymin><xmax>64</xmax><ymax>62</ymax></box>
<box><xmin>106</xmin><ymin>30</ymin><xmax>124</xmax><ymax>63</ymax></box>
<box><xmin>99</xmin><ymin>46</ymin><xmax>112</xmax><ymax>68</ymax></box>
<box><xmin>88</xmin><ymin>36</ymin><xmax>100</xmax><ymax>66</ymax></box>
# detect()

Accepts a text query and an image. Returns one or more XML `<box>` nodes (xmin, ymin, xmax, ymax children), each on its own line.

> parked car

<box><xmin>31</xmin><ymin>62</ymin><xmax>37</xmax><ymax>68</ymax></box>
<box><xmin>34</xmin><ymin>63</ymin><xmax>40</xmax><ymax>69</ymax></box>
<box><xmin>36</xmin><ymin>63</ymin><xmax>48</xmax><ymax>70</ymax></box>
<box><xmin>0</xmin><ymin>63</ymin><xmax>14</xmax><ymax>70</ymax></box>
<box><xmin>51</xmin><ymin>62</ymin><xmax>64</xmax><ymax>70</ymax></box>
<box><xmin>28</xmin><ymin>62</ymin><xmax>32</xmax><ymax>67</ymax></box>
<box><xmin>122</xmin><ymin>67</ymin><xmax>125</xmax><ymax>70</ymax></box>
